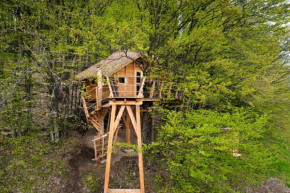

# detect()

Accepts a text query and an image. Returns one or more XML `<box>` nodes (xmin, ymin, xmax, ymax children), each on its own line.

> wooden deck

<box><xmin>80</xmin><ymin>76</ymin><xmax>182</xmax><ymax>164</ymax></box>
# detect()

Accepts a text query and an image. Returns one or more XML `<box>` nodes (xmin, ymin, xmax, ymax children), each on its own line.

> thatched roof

<box><xmin>75</xmin><ymin>51</ymin><xmax>141</xmax><ymax>81</ymax></box>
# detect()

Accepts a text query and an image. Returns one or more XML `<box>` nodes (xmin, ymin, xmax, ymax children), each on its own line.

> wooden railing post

<box><xmin>95</xmin><ymin>87</ymin><xmax>99</xmax><ymax>110</ymax></box>
<box><xmin>138</xmin><ymin>77</ymin><xmax>146</xmax><ymax>98</ymax></box>
<box><xmin>97</xmin><ymin>69</ymin><xmax>103</xmax><ymax>108</ymax></box>
<box><xmin>106</xmin><ymin>77</ymin><xmax>114</xmax><ymax>98</ymax></box>
<box><xmin>149</xmin><ymin>80</ymin><xmax>156</xmax><ymax>98</ymax></box>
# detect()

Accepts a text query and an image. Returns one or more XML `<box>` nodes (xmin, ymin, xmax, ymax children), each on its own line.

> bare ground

<box><xmin>62</xmin><ymin>128</ymin><xmax>159</xmax><ymax>193</ymax></box>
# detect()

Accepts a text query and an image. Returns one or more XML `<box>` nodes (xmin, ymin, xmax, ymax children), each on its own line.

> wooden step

<box><xmin>108</xmin><ymin>189</ymin><xmax>141</xmax><ymax>193</ymax></box>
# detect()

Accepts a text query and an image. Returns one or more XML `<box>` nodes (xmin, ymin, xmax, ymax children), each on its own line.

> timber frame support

<box><xmin>104</xmin><ymin>100</ymin><xmax>145</xmax><ymax>193</ymax></box>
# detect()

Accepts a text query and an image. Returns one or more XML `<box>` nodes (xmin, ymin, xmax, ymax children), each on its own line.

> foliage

<box><xmin>0</xmin><ymin>132</ymin><xmax>81</xmax><ymax>192</ymax></box>
<box><xmin>147</xmin><ymin>109</ymin><xmax>275</xmax><ymax>192</ymax></box>
<box><xmin>0</xmin><ymin>0</ymin><xmax>289</xmax><ymax>192</ymax></box>
<box><xmin>80</xmin><ymin>173</ymin><xmax>99</xmax><ymax>192</ymax></box>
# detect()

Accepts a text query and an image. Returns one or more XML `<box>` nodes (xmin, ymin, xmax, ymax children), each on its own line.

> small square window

<box><xmin>118</xmin><ymin>77</ymin><xmax>125</xmax><ymax>83</ymax></box>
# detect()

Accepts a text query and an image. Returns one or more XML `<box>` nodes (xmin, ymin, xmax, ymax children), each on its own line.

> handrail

<box><xmin>82</xmin><ymin>77</ymin><xmax>184</xmax><ymax>114</ymax></box>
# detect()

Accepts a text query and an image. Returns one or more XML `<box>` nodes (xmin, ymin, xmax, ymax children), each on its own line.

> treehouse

<box><xmin>75</xmin><ymin>51</ymin><xmax>164</xmax><ymax>103</ymax></box>
<box><xmin>75</xmin><ymin>51</ymin><xmax>181</xmax><ymax>193</ymax></box>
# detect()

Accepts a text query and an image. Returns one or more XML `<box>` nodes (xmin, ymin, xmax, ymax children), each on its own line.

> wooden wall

<box><xmin>86</xmin><ymin>82</ymin><xmax>97</xmax><ymax>99</ymax></box>
<box><xmin>115</xmin><ymin>62</ymin><xmax>142</xmax><ymax>97</ymax></box>
<box><xmin>85</xmin><ymin>61</ymin><xmax>143</xmax><ymax>99</ymax></box>
<box><xmin>86</xmin><ymin>82</ymin><xmax>110</xmax><ymax>100</ymax></box>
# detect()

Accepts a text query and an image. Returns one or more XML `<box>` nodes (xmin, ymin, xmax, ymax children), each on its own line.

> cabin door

<box><xmin>135</xmin><ymin>71</ymin><xmax>143</xmax><ymax>97</ymax></box>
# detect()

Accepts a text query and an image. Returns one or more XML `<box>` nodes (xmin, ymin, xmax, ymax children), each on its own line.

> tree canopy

<box><xmin>0</xmin><ymin>0</ymin><xmax>290</xmax><ymax>192</ymax></box>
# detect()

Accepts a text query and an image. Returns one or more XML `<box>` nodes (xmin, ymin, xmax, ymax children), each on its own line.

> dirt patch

<box><xmin>62</xmin><ymin>128</ymin><xmax>159</xmax><ymax>193</ymax></box>
<box><xmin>62</xmin><ymin>146</ymin><xmax>96</xmax><ymax>193</ymax></box>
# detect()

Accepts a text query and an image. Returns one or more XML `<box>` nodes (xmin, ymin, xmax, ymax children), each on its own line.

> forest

<box><xmin>0</xmin><ymin>0</ymin><xmax>290</xmax><ymax>192</ymax></box>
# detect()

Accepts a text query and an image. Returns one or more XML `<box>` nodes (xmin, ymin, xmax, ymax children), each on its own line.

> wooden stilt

<box><xmin>104</xmin><ymin>101</ymin><xmax>145</xmax><ymax>193</ymax></box>
<box><xmin>136</xmin><ymin>105</ymin><xmax>145</xmax><ymax>193</ymax></box>
<box><xmin>104</xmin><ymin>104</ymin><xmax>116</xmax><ymax>193</ymax></box>
<box><xmin>125</xmin><ymin>112</ymin><xmax>131</xmax><ymax>148</ymax></box>
<box><xmin>121</xmin><ymin>113</ymin><xmax>131</xmax><ymax>149</ymax></box>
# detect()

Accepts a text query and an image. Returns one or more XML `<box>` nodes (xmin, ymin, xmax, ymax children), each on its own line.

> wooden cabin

<box><xmin>75</xmin><ymin>51</ymin><xmax>180</xmax><ymax>193</ymax></box>
<box><xmin>75</xmin><ymin>51</ymin><xmax>162</xmax><ymax>105</ymax></box>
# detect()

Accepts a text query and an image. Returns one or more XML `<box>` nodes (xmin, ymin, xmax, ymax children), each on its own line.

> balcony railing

<box><xmin>82</xmin><ymin>76</ymin><xmax>183</xmax><ymax>112</ymax></box>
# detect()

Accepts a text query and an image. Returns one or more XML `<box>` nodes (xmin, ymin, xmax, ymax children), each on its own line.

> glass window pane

<box><xmin>136</xmin><ymin>72</ymin><xmax>141</xmax><ymax>83</ymax></box>
<box><xmin>118</xmin><ymin>77</ymin><xmax>125</xmax><ymax>83</ymax></box>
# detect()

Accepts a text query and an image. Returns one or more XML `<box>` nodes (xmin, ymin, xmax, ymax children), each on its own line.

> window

<box><xmin>118</xmin><ymin>77</ymin><xmax>125</xmax><ymax>83</ymax></box>
<box><xmin>136</xmin><ymin>72</ymin><xmax>141</xmax><ymax>83</ymax></box>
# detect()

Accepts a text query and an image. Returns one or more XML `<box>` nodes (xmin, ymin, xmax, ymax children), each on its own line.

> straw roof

<box><xmin>75</xmin><ymin>51</ymin><xmax>141</xmax><ymax>81</ymax></box>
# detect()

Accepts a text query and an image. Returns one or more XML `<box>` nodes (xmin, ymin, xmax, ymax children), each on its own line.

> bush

<box><xmin>150</xmin><ymin>108</ymin><xmax>278</xmax><ymax>192</ymax></box>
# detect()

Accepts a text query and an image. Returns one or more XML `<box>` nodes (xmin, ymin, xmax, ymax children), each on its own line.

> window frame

<box><xmin>118</xmin><ymin>77</ymin><xmax>126</xmax><ymax>84</ymax></box>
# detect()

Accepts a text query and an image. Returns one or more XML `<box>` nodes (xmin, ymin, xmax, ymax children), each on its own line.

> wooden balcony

<box><xmin>81</xmin><ymin>76</ymin><xmax>183</xmax><ymax>114</ymax></box>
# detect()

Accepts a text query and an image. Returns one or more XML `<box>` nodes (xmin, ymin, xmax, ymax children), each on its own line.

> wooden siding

<box><xmin>116</xmin><ymin>62</ymin><xmax>142</xmax><ymax>97</ymax></box>
<box><xmin>87</xmin><ymin>82</ymin><xmax>97</xmax><ymax>99</ymax></box>
<box><xmin>86</xmin><ymin>82</ymin><xmax>111</xmax><ymax>100</ymax></box>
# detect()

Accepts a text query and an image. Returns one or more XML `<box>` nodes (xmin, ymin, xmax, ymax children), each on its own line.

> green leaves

<box><xmin>152</xmin><ymin>108</ymin><xmax>271</xmax><ymax>192</ymax></box>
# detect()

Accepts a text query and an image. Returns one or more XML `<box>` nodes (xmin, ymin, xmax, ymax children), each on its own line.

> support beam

<box><xmin>136</xmin><ymin>105</ymin><xmax>145</xmax><ymax>193</ymax></box>
<box><xmin>110</xmin><ymin>100</ymin><xmax>142</xmax><ymax>106</ymax></box>
<box><xmin>102</xmin><ymin>107</ymin><xmax>109</xmax><ymax>118</ymax></box>
<box><xmin>126</xmin><ymin>106</ymin><xmax>137</xmax><ymax>135</ymax></box>
<box><xmin>125</xmin><ymin>113</ymin><xmax>131</xmax><ymax>148</ymax></box>
<box><xmin>104</xmin><ymin>104</ymin><xmax>116</xmax><ymax>193</ymax></box>
<box><xmin>114</xmin><ymin>106</ymin><xmax>125</xmax><ymax>133</ymax></box>
<box><xmin>122</xmin><ymin>112</ymin><xmax>131</xmax><ymax>149</ymax></box>
<box><xmin>104</xmin><ymin>101</ymin><xmax>145</xmax><ymax>193</ymax></box>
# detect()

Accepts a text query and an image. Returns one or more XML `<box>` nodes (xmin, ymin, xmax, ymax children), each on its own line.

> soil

<box><xmin>62</xmin><ymin>128</ymin><xmax>159</xmax><ymax>193</ymax></box>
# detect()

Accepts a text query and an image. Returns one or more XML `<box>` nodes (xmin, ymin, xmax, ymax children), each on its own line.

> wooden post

<box><xmin>122</xmin><ymin>112</ymin><xmax>131</xmax><ymax>149</ymax></box>
<box><xmin>104</xmin><ymin>104</ymin><xmax>116</xmax><ymax>193</ymax></box>
<box><xmin>136</xmin><ymin>105</ymin><xmax>145</xmax><ymax>193</ymax></box>
<box><xmin>125</xmin><ymin>113</ymin><xmax>131</xmax><ymax>148</ymax></box>
<box><xmin>138</xmin><ymin>77</ymin><xmax>146</xmax><ymax>98</ymax></box>
<box><xmin>104</xmin><ymin>101</ymin><xmax>144</xmax><ymax>193</ymax></box>
<box><xmin>95</xmin><ymin>87</ymin><xmax>99</xmax><ymax>110</ymax></box>
<box><xmin>149</xmin><ymin>80</ymin><xmax>156</xmax><ymax>98</ymax></box>
<box><xmin>107</xmin><ymin>77</ymin><xmax>114</xmax><ymax>98</ymax></box>
<box><xmin>97</xmin><ymin>69</ymin><xmax>103</xmax><ymax>107</ymax></box>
